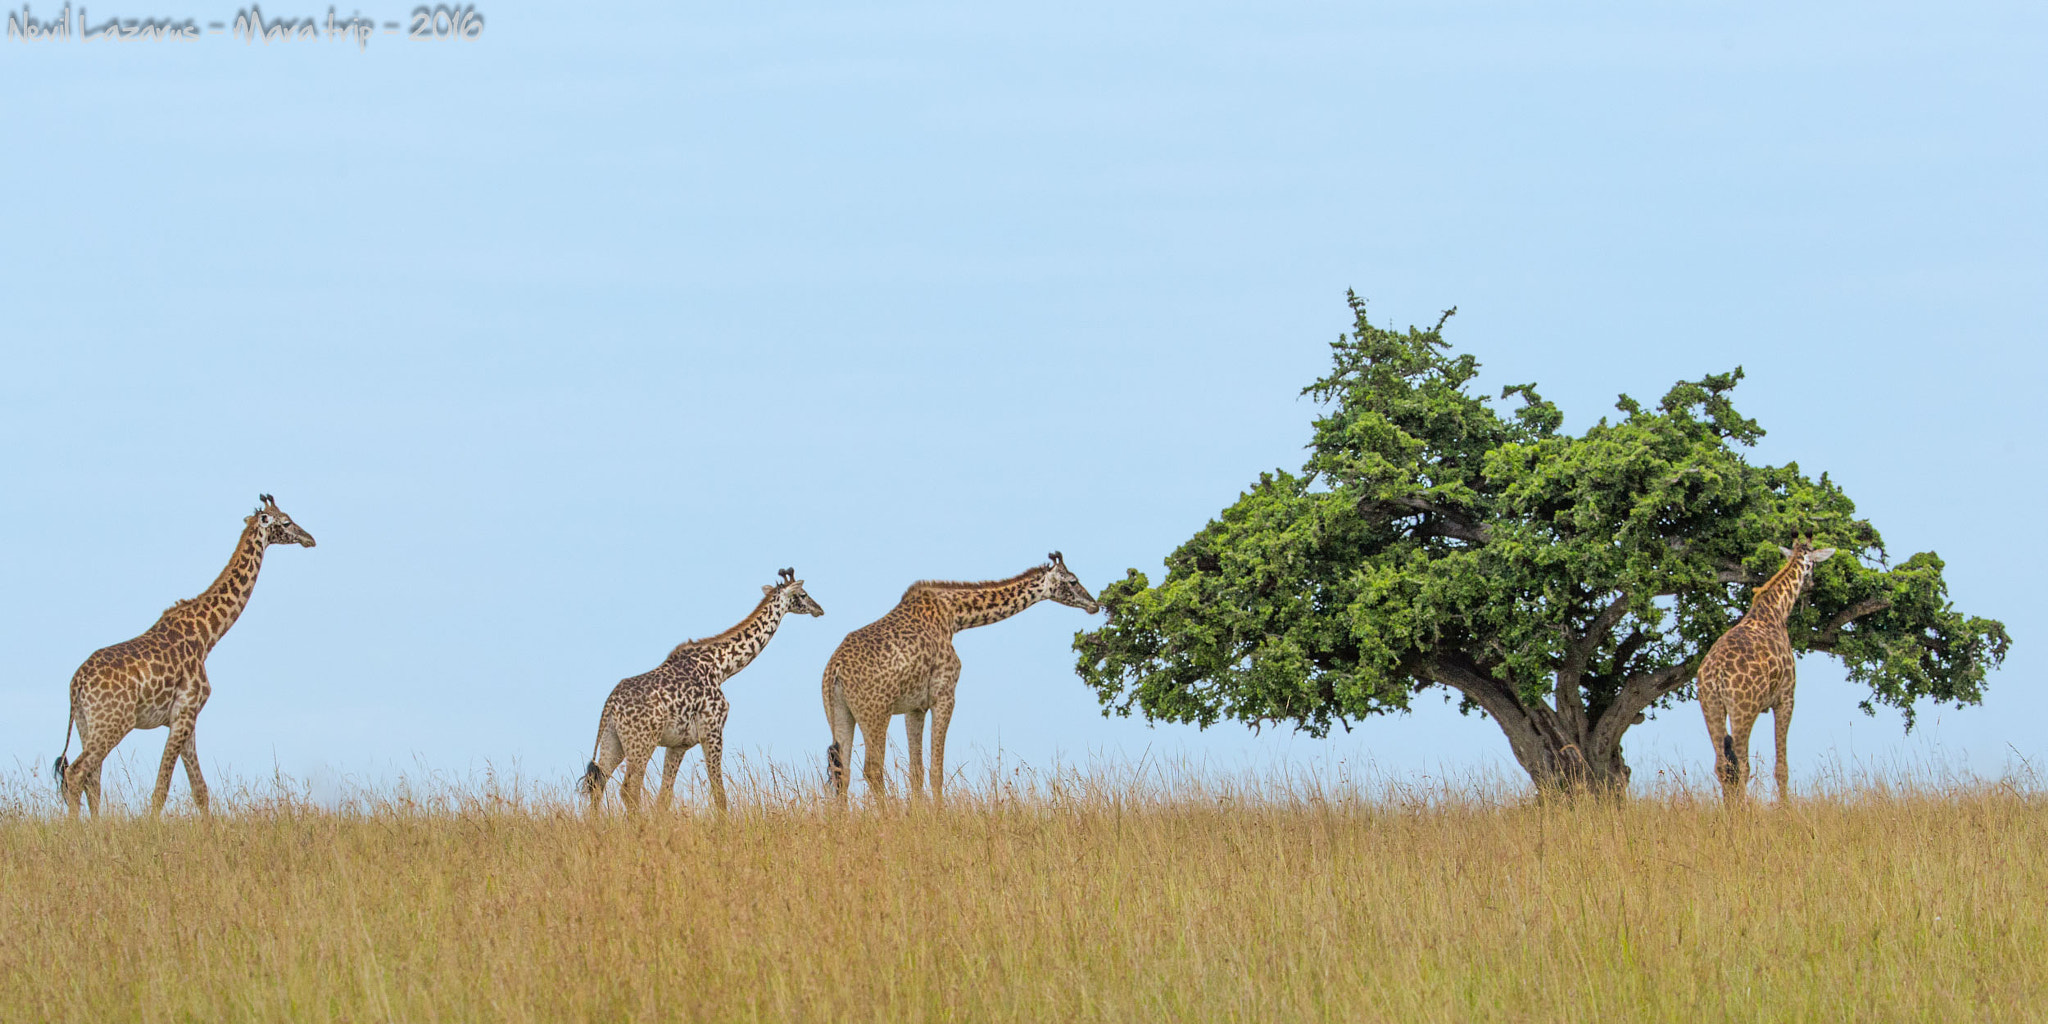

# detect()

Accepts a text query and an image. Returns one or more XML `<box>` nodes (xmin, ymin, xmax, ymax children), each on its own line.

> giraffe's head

<box><xmin>1041</xmin><ymin>551</ymin><xmax>1101</xmax><ymax>614</ymax></box>
<box><xmin>1777</xmin><ymin>538</ymin><xmax>1835</xmax><ymax>585</ymax></box>
<box><xmin>763</xmin><ymin>567</ymin><xmax>825</xmax><ymax>617</ymax></box>
<box><xmin>249</xmin><ymin>494</ymin><xmax>317</xmax><ymax>548</ymax></box>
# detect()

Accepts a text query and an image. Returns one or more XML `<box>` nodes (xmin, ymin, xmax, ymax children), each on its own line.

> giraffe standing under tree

<box><xmin>1696</xmin><ymin>538</ymin><xmax>1836</xmax><ymax>801</ymax></box>
<box><xmin>53</xmin><ymin>495</ymin><xmax>317</xmax><ymax>819</ymax></box>
<box><xmin>581</xmin><ymin>569</ymin><xmax>824</xmax><ymax>815</ymax></box>
<box><xmin>822</xmin><ymin>552</ymin><xmax>1099</xmax><ymax>806</ymax></box>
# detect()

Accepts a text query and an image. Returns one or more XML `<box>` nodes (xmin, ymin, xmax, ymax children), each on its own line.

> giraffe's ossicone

<box><xmin>1696</xmin><ymin>538</ymin><xmax>1836</xmax><ymax>801</ymax></box>
<box><xmin>821</xmin><ymin>551</ymin><xmax>1100</xmax><ymax>806</ymax></box>
<box><xmin>580</xmin><ymin>568</ymin><xmax>824</xmax><ymax>815</ymax></box>
<box><xmin>53</xmin><ymin>495</ymin><xmax>317</xmax><ymax>819</ymax></box>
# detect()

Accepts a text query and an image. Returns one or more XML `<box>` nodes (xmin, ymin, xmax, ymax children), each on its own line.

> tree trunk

<box><xmin>1427</xmin><ymin>652</ymin><xmax>1637</xmax><ymax>792</ymax></box>
<box><xmin>1492</xmin><ymin>701</ymin><xmax>1632</xmax><ymax>792</ymax></box>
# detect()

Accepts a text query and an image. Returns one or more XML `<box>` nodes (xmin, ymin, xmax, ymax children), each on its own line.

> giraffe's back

<box><xmin>71</xmin><ymin>627</ymin><xmax>202</xmax><ymax>734</ymax></box>
<box><xmin>825</xmin><ymin>596</ymin><xmax>953</xmax><ymax>712</ymax></box>
<box><xmin>604</xmin><ymin>658</ymin><xmax>725</xmax><ymax>746</ymax></box>
<box><xmin>1699</xmin><ymin>620</ymin><xmax>1796</xmax><ymax>703</ymax></box>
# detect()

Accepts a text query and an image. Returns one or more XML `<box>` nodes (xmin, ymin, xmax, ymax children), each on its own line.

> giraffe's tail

<box><xmin>52</xmin><ymin>696</ymin><xmax>75</xmax><ymax>790</ymax></box>
<box><xmin>580</xmin><ymin>708</ymin><xmax>610</xmax><ymax>796</ymax></box>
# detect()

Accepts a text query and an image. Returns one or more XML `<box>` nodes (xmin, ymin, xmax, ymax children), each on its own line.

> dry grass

<box><xmin>1</xmin><ymin>755</ymin><xmax>2043</xmax><ymax>1023</ymax></box>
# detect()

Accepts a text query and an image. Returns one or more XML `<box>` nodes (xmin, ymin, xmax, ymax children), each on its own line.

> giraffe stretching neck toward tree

<box><xmin>1697</xmin><ymin>538</ymin><xmax>1836</xmax><ymax>801</ymax></box>
<box><xmin>581</xmin><ymin>569</ymin><xmax>824</xmax><ymax>815</ymax></box>
<box><xmin>822</xmin><ymin>552</ymin><xmax>1099</xmax><ymax>806</ymax></box>
<box><xmin>53</xmin><ymin>495</ymin><xmax>317</xmax><ymax>818</ymax></box>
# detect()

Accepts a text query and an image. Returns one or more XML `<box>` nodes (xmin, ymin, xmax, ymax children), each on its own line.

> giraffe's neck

<box><xmin>164</xmin><ymin>521</ymin><xmax>268</xmax><ymax>652</ymax></box>
<box><xmin>677</xmin><ymin>594</ymin><xmax>790</xmax><ymax>682</ymax></box>
<box><xmin>941</xmin><ymin>568</ymin><xmax>1049</xmax><ymax>632</ymax></box>
<box><xmin>1742</xmin><ymin>557</ymin><xmax>1809</xmax><ymax>629</ymax></box>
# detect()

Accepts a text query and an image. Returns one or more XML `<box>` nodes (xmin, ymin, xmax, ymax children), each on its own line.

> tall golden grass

<box><xmin>1</xmin><ymin>754</ymin><xmax>2042</xmax><ymax>1023</ymax></box>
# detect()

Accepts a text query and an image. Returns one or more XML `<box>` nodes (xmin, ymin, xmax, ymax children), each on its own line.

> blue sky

<box><xmin>2</xmin><ymin>1</ymin><xmax>2042</xmax><ymax>800</ymax></box>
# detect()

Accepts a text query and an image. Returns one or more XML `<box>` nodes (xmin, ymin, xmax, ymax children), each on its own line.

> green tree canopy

<box><xmin>1075</xmin><ymin>294</ymin><xmax>2010</xmax><ymax>788</ymax></box>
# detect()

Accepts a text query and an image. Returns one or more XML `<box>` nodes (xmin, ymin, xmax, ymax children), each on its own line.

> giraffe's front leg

<box><xmin>183</xmin><ymin>670</ymin><xmax>213</xmax><ymax>814</ymax></box>
<box><xmin>1773</xmin><ymin>692</ymin><xmax>1795</xmax><ymax>803</ymax></box>
<box><xmin>903</xmin><ymin>709</ymin><xmax>927</xmax><ymax>801</ymax></box>
<box><xmin>656</xmin><ymin>745</ymin><xmax>687</xmax><ymax>812</ymax></box>
<box><xmin>701</xmin><ymin>733</ymin><xmax>727</xmax><ymax>814</ymax></box>
<box><xmin>928</xmin><ymin>657</ymin><xmax>961</xmax><ymax>806</ymax></box>
<box><xmin>152</xmin><ymin>707</ymin><xmax>202</xmax><ymax>817</ymax></box>
<box><xmin>180</xmin><ymin>726</ymin><xmax>211</xmax><ymax>815</ymax></box>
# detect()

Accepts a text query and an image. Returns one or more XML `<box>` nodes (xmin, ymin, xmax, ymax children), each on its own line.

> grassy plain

<box><xmin>1</xmin><ymin>757</ymin><xmax>2042</xmax><ymax>1023</ymax></box>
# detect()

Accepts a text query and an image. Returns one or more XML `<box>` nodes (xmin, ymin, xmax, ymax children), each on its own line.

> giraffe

<box><xmin>52</xmin><ymin>495</ymin><xmax>317</xmax><ymax>819</ymax></box>
<box><xmin>581</xmin><ymin>568</ymin><xmax>824</xmax><ymax>815</ymax></box>
<box><xmin>1696</xmin><ymin>538</ymin><xmax>1836</xmax><ymax>801</ymax></box>
<box><xmin>822</xmin><ymin>552</ymin><xmax>1099</xmax><ymax>806</ymax></box>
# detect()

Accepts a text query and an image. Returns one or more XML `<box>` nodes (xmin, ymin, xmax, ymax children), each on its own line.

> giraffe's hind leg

<box><xmin>618</xmin><ymin>741</ymin><xmax>657</xmax><ymax>816</ymax></box>
<box><xmin>856</xmin><ymin>714</ymin><xmax>891</xmax><ymax>805</ymax></box>
<box><xmin>1699</xmin><ymin>686</ymin><xmax>1736</xmax><ymax>792</ymax></box>
<box><xmin>81</xmin><ymin>754</ymin><xmax>108</xmax><ymax>819</ymax></box>
<box><xmin>64</xmin><ymin>738</ymin><xmax>115</xmax><ymax>820</ymax></box>
<box><xmin>1725</xmin><ymin>712</ymin><xmax>1761</xmax><ymax>803</ymax></box>
<box><xmin>825</xmin><ymin>682</ymin><xmax>856</xmax><ymax>806</ymax></box>
<box><xmin>584</xmin><ymin>720</ymin><xmax>625</xmax><ymax>815</ymax></box>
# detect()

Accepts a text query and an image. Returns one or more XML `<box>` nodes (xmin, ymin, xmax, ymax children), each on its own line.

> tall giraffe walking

<box><xmin>822</xmin><ymin>552</ymin><xmax>1099</xmax><ymax>806</ymax></box>
<box><xmin>1697</xmin><ymin>539</ymin><xmax>1836</xmax><ymax>801</ymax></box>
<box><xmin>53</xmin><ymin>495</ymin><xmax>317</xmax><ymax>819</ymax></box>
<box><xmin>581</xmin><ymin>569</ymin><xmax>824</xmax><ymax>815</ymax></box>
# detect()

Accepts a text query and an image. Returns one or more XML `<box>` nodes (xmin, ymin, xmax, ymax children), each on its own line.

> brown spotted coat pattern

<box><xmin>55</xmin><ymin>495</ymin><xmax>317</xmax><ymax>818</ymax></box>
<box><xmin>822</xmin><ymin>552</ymin><xmax>1099</xmax><ymax>805</ymax></box>
<box><xmin>582</xmin><ymin>569</ymin><xmax>824</xmax><ymax>814</ymax></box>
<box><xmin>1696</xmin><ymin>539</ymin><xmax>1836</xmax><ymax>800</ymax></box>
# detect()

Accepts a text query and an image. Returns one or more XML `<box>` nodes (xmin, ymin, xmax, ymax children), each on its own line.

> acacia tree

<box><xmin>1075</xmin><ymin>295</ymin><xmax>2009</xmax><ymax>788</ymax></box>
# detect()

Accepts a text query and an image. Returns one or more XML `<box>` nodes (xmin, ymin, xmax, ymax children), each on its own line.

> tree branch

<box><xmin>1359</xmin><ymin>496</ymin><xmax>1492</xmax><ymax>545</ymax></box>
<box><xmin>1608</xmin><ymin>628</ymin><xmax>1649</xmax><ymax>682</ymax></box>
<box><xmin>1556</xmin><ymin>592</ymin><xmax>1631</xmax><ymax>739</ymax></box>
<box><xmin>1428</xmin><ymin>650</ymin><xmax>1577</xmax><ymax>780</ymax></box>
<box><xmin>1811</xmin><ymin>597</ymin><xmax>1892</xmax><ymax>651</ymax></box>
<box><xmin>1426</xmin><ymin>650</ymin><xmax>1527</xmax><ymax>724</ymax></box>
<box><xmin>1588</xmin><ymin>662</ymin><xmax>1694</xmax><ymax>756</ymax></box>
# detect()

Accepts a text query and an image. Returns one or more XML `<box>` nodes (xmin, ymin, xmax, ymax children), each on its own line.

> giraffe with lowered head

<box><xmin>1696</xmin><ymin>538</ymin><xmax>1836</xmax><ymax>801</ymax></box>
<box><xmin>582</xmin><ymin>568</ymin><xmax>825</xmax><ymax>814</ymax></box>
<box><xmin>53</xmin><ymin>495</ymin><xmax>317</xmax><ymax>818</ymax></box>
<box><xmin>822</xmin><ymin>552</ymin><xmax>1100</xmax><ymax>806</ymax></box>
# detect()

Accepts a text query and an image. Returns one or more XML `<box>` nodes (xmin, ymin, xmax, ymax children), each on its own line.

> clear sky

<box><xmin>2</xmin><ymin>1</ymin><xmax>2042</xmax><ymax>801</ymax></box>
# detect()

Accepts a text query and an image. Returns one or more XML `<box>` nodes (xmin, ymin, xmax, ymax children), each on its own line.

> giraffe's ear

<box><xmin>763</xmin><ymin>585</ymin><xmax>776</xmax><ymax>596</ymax></box>
<box><xmin>1779</xmin><ymin>546</ymin><xmax>1795</xmax><ymax>558</ymax></box>
<box><xmin>1808</xmin><ymin>547</ymin><xmax>1836</xmax><ymax>563</ymax></box>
